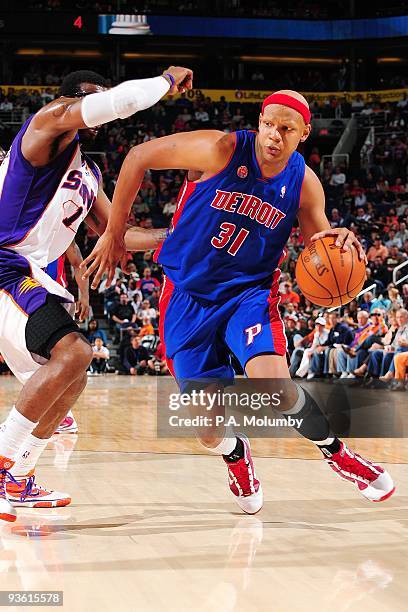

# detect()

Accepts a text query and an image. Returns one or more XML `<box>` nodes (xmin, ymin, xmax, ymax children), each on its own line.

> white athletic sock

<box><xmin>0</xmin><ymin>407</ymin><xmax>38</xmax><ymax>461</ymax></box>
<box><xmin>313</xmin><ymin>437</ymin><xmax>335</xmax><ymax>446</ymax></box>
<box><xmin>202</xmin><ymin>427</ymin><xmax>237</xmax><ymax>456</ymax></box>
<box><xmin>9</xmin><ymin>434</ymin><xmax>50</xmax><ymax>477</ymax></box>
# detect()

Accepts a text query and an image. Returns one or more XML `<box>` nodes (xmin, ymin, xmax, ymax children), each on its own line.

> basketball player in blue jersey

<box><xmin>0</xmin><ymin>66</ymin><xmax>193</xmax><ymax>521</ymax></box>
<box><xmin>84</xmin><ymin>90</ymin><xmax>395</xmax><ymax>513</ymax></box>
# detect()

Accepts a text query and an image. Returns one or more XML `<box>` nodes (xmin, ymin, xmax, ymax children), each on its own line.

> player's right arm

<box><xmin>81</xmin><ymin>130</ymin><xmax>233</xmax><ymax>288</ymax></box>
<box><xmin>21</xmin><ymin>66</ymin><xmax>193</xmax><ymax>167</ymax></box>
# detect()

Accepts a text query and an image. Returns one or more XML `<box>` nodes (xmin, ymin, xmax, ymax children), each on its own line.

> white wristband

<box><xmin>81</xmin><ymin>75</ymin><xmax>170</xmax><ymax>127</ymax></box>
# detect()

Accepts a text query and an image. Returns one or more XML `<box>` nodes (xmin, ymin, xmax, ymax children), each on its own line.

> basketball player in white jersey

<box><xmin>0</xmin><ymin>66</ymin><xmax>193</xmax><ymax>521</ymax></box>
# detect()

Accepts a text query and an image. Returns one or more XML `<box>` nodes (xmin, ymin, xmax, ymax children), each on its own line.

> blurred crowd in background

<box><xmin>0</xmin><ymin>77</ymin><xmax>407</xmax><ymax>386</ymax></box>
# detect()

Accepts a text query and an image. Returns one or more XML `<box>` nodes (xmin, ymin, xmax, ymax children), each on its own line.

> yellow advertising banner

<box><xmin>1</xmin><ymin>85</ymin><xmax>407</xmax><ymax>104</ymax></box>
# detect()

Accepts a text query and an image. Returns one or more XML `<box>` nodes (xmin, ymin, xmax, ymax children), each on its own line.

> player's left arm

<box><xmin>65</xmin><ymin>240</ymin><xmax>90</xmax><ymax>322</ymax></box>
<box><xmin>85</xmin><ymin>186</ymin><xmax>167</xmax><ymax>260</ymax></box>
<box><xmin>298</xmin><ymin>165</ymin><xmax>366</xmax><ymax>261</ymax></box>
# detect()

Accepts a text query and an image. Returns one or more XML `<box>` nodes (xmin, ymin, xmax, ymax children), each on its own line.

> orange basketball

<box><xmin>295</xmin><ymin>236</ymin><xmax>366</xmax><ymax>308</ymax></box>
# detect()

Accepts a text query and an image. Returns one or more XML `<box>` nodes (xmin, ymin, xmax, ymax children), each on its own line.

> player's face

<box><xmin>258</xmin><ymin>105</ymin><xmax>310</xmax><ymax>164</ymax></box>
<box><xmin>77</xmin><ymin>82</ymin><xmax>108</xmax><ymax>142</ymax></box>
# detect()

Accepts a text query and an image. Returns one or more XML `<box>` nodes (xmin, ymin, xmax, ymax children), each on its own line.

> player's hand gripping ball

<box><xmin>295</xmin><ymin>236</ymin><xmax>366</xmax><ymax>307</ymax></box>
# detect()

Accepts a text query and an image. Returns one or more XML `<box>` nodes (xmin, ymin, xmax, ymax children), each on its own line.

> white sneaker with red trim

<box><xmin>323</xmin><ymin>441</ymin><xmax>395</xmax><ymax>502</ymax></box>
<box><xmin>224</xmin><ymin>434</ymin><xmax>263</xmax><ymax>514</ymax></box>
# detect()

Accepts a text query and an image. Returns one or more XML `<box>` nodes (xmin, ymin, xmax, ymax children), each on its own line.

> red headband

<box><xmin>262</xmin><ymin>93</ymin><xmax>311</xmax><ymax>124</ymax></box>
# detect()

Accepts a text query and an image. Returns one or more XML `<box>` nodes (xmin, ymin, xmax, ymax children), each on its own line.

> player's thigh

<box><xmin>225</xmin><ymin>288</ymin><xmax>288</xmax><ymax>376</ymax></box>
<box><xmin>161</xmin><ymin>286</ymin><xmax>233</xmax><ymax>382</ymax></box>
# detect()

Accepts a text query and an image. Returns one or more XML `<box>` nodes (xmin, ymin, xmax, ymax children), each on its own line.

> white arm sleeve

<box><xmin>81</xmin><ymin>75</ymin><xmax>170</xmax><ymax>127</ymax></box>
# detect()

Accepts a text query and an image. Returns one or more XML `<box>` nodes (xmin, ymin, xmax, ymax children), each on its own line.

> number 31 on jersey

<box><xmin>211</xmin><ymin>222</ymin><xmax>249</xmax><ymax>256</ymax></box>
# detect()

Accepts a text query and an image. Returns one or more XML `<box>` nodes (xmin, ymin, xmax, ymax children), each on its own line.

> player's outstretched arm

<box><xmin>86</xmin><ymin>186</ymin><xmax>170</xmax><ymax>251</ymax></box>
<box><xmin>81</xmin><ymin>130</ymin><xmax>232</xmax><ymax>289</ymax></box>
<box><xmin>298</xmin><ymin>166</ymin><xmax>366</xmax><ymax>261</ymax></box>
<box><xmin>21</xmin><ymin>66</ymin><xmax>193</xmax><ymax>166</ymax></box>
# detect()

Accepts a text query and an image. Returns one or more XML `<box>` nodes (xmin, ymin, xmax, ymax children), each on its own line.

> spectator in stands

<box><xmin>86</xmin><ymin>318</ymin><xmax>107</xmax><ymax>345</ymax></box>
<box><xmin>369</xmin><ymin>256</ymin><xmax>389</xmax><ymax>289</ymax></box>
<box><xmin>284</xmin><ymin>315</ymin><xmax>298</xmax><ymax>354</ymax></box>
<box><xmin>102</xmin><ymin>276</ymin><xmax>127</xmax><ymax>316</ymax></box>
<box><xmin>330</xmin><ymin>166</ymin><xmax>346</xmax><ymax>188</ymax></box>
<box><xmin>387</xmin><ymin>287</ymin><xmax>403</xmax><ymax>311</ymax></box>
<box><xmin>137</xmin><ymin>299</ymin><xmax>157</xmax><ymax>327</ymax></box>
<box><xmin>308</xmin><ymin>147</ymin><xmax>321</xmax><ymax>174</ymax></box>
<box><xmin>127</xmin><ymin>278</ymin><xmax>143</xmax><ymax>309</ymax></box>
<box><xmin>280</xmin><ymin>281</ymin><xmax>300</xmax><ymax>306</ymax></box>
<box><xmin>139</xmin><ymin>317</ymin><xmax>155</xmax><ymax>338</ymax></box>
<box><xmin>163</xmin><ymin>196</ymin><xmax>177</xmax><ymax>217</ymax></box>
<box><xmin>390</xmin><ymin>352</ymin><xmax>408</xmax><ymax>391</ymax></box>
<box><xmin>122</xmin><ymin>336</ymin><xmax>149</xmax><ymax>376</ymax></box>
<box><xmin>367</xmin><ymin>236</ymin><xmax>389</xmax><ymax>262</ymax></box>
<box><xmin>385</xmin><ymin>229</ymin><xmax>402</xmax><ymax>250</ymax></box>
<box><xmin>110</xmin><ymin>293</ymin><xmax>138</xmax><ymax>342</ymax></box>
<box><xmin>363</xmin><ymin>309</ymin><xmax>408</xmax><ymax>380</ymax></box>
<box><xmin>137</xmin><ymin>267</ymin><xmax>161</xmax><ymax>298</ymax></box>
<box><xmin>0</xmin><ymin>98</ymin><xmax>13</xmax><ymax>112</ymax></box>
<box><xmin>330</xmin><ymin>208</ymin><xmax>345</xmax><ymax>228</ymax></box>
<box><xmin>90</xmin><ymin>338</ymin><xmax>110</xmax><ymax>375</ymax></box>
<box><xmin>149</xmin><ymin>286</ymin><xmax>161</xmax><ymax>310</ymax></box>
<box><xmin>335</xmin><ymin>310</ymin><xmax>374</xmax><ymax>378</ymax></box>
<box><xmin>195</xmin><ymin>106</ymin><xmax>210</xmax><ymax>123</ymax></box>
<box><xmin>147</xmin><ymin>342</ymin><xmax>169</xmax><ymax>375</ymax></box>
<box><xmin>360</xmin><ymin>291</ymin><xmax>373</xmax><ymax>313</ymax></box>
<box><xmin>308</xmin><ymin>312</ymin><xmax>354</xmax><ymax>379</ymax></box>
<box><xmin>395</xmin><ymin>221</ymin><xmax>408</xmax><ymax>245</ymax></box>
<box><xmin>294</xmin><ymin>316</ymin><xmax>328</xmax><ymax>378</ymax></box>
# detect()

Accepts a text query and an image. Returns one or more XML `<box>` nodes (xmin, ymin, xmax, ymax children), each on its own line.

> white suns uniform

<box><xmin>0</xmin><ymin>117</ymin><xmax>99</xmax><ymax>383</ymax></box>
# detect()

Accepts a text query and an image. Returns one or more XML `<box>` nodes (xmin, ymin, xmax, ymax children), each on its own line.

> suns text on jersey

<box><xmin>210</xmin><ymin>190</ymin><xmax>286</xmax><ymax>230</ymax></box>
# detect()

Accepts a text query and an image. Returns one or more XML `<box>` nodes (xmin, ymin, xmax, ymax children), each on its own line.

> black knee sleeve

<box><xmin>26</xmin><ymin>295</ymin><xmax>81</xmax><ymax>360</ymax></box>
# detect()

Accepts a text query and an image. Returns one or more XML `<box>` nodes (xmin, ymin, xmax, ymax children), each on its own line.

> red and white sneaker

<box><xmin>324</xmin><ymin>441</ymin><xmax>395</xmax><ymax>502</ymax></box>
<box><xmin>54</xmin><ymin>413</ymin><xmax>78</xmax><ymax>435</ymax></box>
<box><xmin>6</xmin><ymin>471</ymin><xmax>71</xmax><ymax>508</ymax></box>
<box><xmin>224</xmin><ymin>435</ymin><xmax>263</xmax><ymax>514</ymax></box>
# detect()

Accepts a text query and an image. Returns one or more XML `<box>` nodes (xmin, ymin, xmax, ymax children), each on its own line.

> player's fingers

<box><xmin>90</xmin><ymin>258</ymin><xmax>107</xmax><ymax>290</ymax></box>
<box><xmin>335</xmin><ymin>229</ymin><xmax>349</xmax><ymax>248</ymax></box>
<box><xmin>105</xmin><ymin>262</ymin><xmax>117</xmax><ymax>289</ymax></box>
<box><xmin>340</xmin><ymin>232</ymin><xmax>353</xmax><ymax>251</ymax></box>
<box><xmin>310</xmin><ymin>229</ymin><xmax>336</xmax><ymax>242</ymax></box>
<box><xmin>120</xmin><ymin>254</ymin><xmax>128</xmax><ymax>273</ymax></box>
<box><xmin>80</xmin><ymin>251</ymin><xmax>97</xmax><ymax>270</ymax></box>
<box><xmin>352</xmin><ymin>238</ymin><xmax>367</xmax><ymax>262</ymax></box>
<box><xmin>81</xmin><ymin>256</ymin><xmax>101</xmax><ymax>280</ymax></box>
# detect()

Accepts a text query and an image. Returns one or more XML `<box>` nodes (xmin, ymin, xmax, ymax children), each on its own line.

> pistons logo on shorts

<box><xmin>237</xmin><ymin>165</ymin><xmax>248</xmax><ymax>179</ymax></box>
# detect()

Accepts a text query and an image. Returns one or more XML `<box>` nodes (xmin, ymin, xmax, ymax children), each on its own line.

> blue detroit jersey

<box><xmin>156</xmin><ymin>130</ymin><xmax>305</xmax><ymax>302</ymax></box>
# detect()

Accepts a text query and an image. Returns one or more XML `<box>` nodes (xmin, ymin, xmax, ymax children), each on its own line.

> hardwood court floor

<box><xmin>0</xmin><ymin>375</ymin><xmax>407</xmax><ymax>612</ymax></box>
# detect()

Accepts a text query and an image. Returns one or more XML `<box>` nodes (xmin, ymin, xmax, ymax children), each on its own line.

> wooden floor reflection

<box><xmin>0</xmin><ymin>375</ymin><xmax>407</xmax><ymax>612</ymax></box>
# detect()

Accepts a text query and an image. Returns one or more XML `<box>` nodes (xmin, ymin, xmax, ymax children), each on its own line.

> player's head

<box><xmin>258</xmin><ymin>89</ymin><xmax>311</xmax><ymax>164</ymax></box>
<box><xmin>59</xmin><ymin>70</ymin><xmax>108</xmax><ymax>142</ymax></box>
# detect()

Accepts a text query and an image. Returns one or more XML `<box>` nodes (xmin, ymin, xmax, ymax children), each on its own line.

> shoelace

<box><xmin>0</xmin><ymin>468</ymin><xmax>18</xmax><ymax>497</ymax></box>
<box><xmin>20</xmin><ymin>475</ymin><xmax>41</xmax><ymax>502</ymax></box>
<box><xmin>332</xmin><ymin>449</ymin><xmax>377</xmax><ymax>482</ymax></box>
<box><xmin>229</xmin><ymin>459</ymin><xmax>253</xmax><ymax>496</ymax></box>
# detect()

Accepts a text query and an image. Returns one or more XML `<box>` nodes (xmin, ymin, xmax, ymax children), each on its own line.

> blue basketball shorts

<box><xmin>159</xmin><ymin>272</ymin><xmax>287</xmax><ymax>383</ymax></box>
